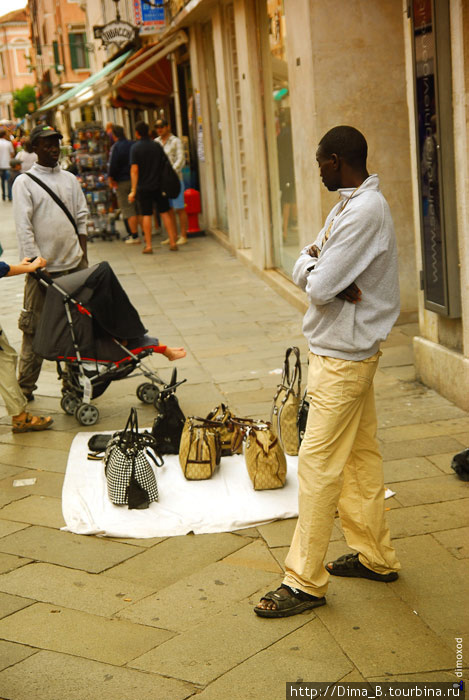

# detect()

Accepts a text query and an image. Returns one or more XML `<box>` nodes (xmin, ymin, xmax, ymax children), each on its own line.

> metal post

<box><xmin>170</xmin><ymin>53</ymin><xmax>183</xmax><ymax>137</ymax></box>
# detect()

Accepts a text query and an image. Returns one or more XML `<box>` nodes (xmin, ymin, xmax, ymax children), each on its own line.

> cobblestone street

<box><xmin>0</xmin><ymin>199</ymin><xmax>468</xmax><ymax>699</ymax></box>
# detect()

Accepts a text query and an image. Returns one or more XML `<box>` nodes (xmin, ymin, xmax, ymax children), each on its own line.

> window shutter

<box><xmin>69</xmin><ymin>33</ymin><xmax>78</xmax><ymax>70</ymax></box>
<box><xmin>53</xmin><ymin>40</ymin><xmax>60</xmax><ymax>67</ymax></box>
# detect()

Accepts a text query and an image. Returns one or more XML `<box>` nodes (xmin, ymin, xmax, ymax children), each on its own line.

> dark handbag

<box><xmin>160</xmin><ymin>150</ymin><xmax>181</xmax><ymax>199</ymax></box>
<box><xmin>151</xmin><ymin>369</ymin><xmax>187</xmax><ymax>454</ymax></box>
<box><xmin>104</xmin><ymin>408</ymin><xmax>163</xmax><ymax>509</ymax></box>
<box><xmin>297</xmin><ymin>388</ymin><xmax>310</xmax><ymax>446</ymax></box>
<box><xmin>87</xmin><ymin>433</ymin><xmax>112</xmax><ymax>460</ymax></box>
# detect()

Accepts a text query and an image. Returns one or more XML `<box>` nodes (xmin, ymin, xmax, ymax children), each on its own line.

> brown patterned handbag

<box><xmin>271</xmin><ymin>347</ymin><xmax>302</xmax><ymax>456</ymax></box>
<box><xmin>234</xmin><ymin>419</ymin><xmax>287</xmax><ymax>490</ymax></box>
<box><xmin>205</xmin><ymin>403</ymin><xmax>243</xmax><ymax>456</ymax></box>
<box><xmin>179</xmin><ymin>417</ymin><xmax>222</xmax><ymax>480</ymax></box>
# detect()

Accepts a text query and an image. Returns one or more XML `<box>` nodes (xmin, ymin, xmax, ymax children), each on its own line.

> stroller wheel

<box><xmin>61</xmin><ymin>393</ymin><xmax>80</xmax><ymax>416</ymax></box>
<box><xmin>136</xmin><ymin>382</ymin><xmax>159</xmax><ymax>404</ymax></box>
<box><xmin>75</xmin><ymin>403</ymin><xmax>100</xmax><ymax>426</ymax></box>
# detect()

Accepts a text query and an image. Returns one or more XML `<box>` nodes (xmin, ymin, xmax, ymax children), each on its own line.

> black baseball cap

<box><xmin>155</xmin><ymin>119</ymin><xmax>168</xmax><ymax>128</ymax></box>
<box><xmin>30</xmin><ymin>125</ymin><xmax>63</xmax><ymax>145</ymax></box>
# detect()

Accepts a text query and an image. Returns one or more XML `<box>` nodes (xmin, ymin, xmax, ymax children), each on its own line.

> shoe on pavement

<box><xmin>125</xmin><ymin>236</ymin><xmax>140</xmax><ymax>245</ymax></box>
<box><xmin>142</xmin><ymin>248</ymin><xmax>153</xmax><ymax>255</ymax></box>
<box><xmin>177</xmin><ymin>237</ymin><xmax>188</xmax><ymax>245</ymax></box>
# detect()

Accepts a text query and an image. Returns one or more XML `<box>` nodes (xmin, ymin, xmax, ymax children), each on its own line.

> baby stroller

<box><xmin>32</xmin><ymin>261</ymin><xmax>185</xmax><ymax>426</ymax></box>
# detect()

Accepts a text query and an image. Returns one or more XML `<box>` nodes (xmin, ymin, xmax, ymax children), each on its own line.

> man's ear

<box><xmin>330</xmin><ymin>153</ymin><xmax>340</xmax><ymax>170</ymax></box>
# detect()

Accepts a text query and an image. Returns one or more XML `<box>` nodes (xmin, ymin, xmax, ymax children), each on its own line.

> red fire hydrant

<box><xmin>184</xmin><ymin>188</ymin><xmax>204</xmax><ymax>237</ymax></box>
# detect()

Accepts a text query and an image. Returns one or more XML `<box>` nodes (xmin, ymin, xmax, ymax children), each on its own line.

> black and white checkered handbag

<box><xmin>104</xmin><ymin>408</ymin><xmax>163</xmax><ymax>509</ymax></box>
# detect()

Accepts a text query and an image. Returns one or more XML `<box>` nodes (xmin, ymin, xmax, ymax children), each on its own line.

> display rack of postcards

<box><xmin>71</xmin><ymin>123</ymin><xmax>119</xmax><ymax>242</ymax></box>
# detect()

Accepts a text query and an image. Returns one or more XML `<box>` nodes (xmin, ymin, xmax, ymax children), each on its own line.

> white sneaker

<box><xmin>125</xmin><ymin>236</ymin><xmax>140</xmax><ymax>245</ymax></box>
<box><xmin>177</xmin><ymin>237</ymin><xmax>188</xmax><ymax>245</ymax></box>
<box><xmin>161</xmin><ymin>238</ymin><xmax>170</xmax><ymax>245</ymax></box>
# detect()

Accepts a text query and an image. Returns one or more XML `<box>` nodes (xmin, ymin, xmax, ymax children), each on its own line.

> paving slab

<box><xmin>315</xmin><ymin>592</ymin><xmax>454</xmax><ymax>676</ymax></box>
<box><xmin>392</xmin><ymin>535</ymin><xmax>469</xmax><ymax>641</ymax></box>
<box><xmin>0</xmin><ymin>464</ymin><xmax>24</xmax><ymax>480</ymax></box>
<box><xmin>370</xmin><ymin>671</ymin><xmax>468</xmax><ymax>682</ymax></box>
<box><xmin>221</xmin><ymin>539</ymin><xmax>283</xmax><ymax>573</ymax></box>
<box><xmin>0</xmin><ymin>650</ymin><xmax>194</xmax><ymax>700</ymax></box>
<box><xmin>118</xmin><ymin>560</ymin><xmax>278</xmax><ymax>632</ymax></box>
<box><xmin>382</xmin><ymin>457</ymin><xmax>443</xmax><ymax>482</ymax></box>
<box><xmin>0</xmin><ymin>470</ymin><xmax>64</xmax><ymax>508</ymax></box>
<box><xmin>0</xmin><ymin>553</ymin><xmax>32</xmax><ymax>575</ymax></box>
<box><xmin>0</xmin><ymin>602</ymin><xmax>174</xmax><ymax>665</ymax></box>
<box><xmin>0</xmin><ymin>562</ymin><xmax>156</xmax><ymax>616</ymax></box>
<box><xmin>386</xmin><ymin>475</ymin><xmax>468</xmax><ymax>506</ymax></box>
<box><xmin>432</xmin><ymin>527</ymin><xmax>469</xmax><ymax>559</ymax></box>
<box><xmin>0</xmin><ymin>640</ymin><xmax>37</xmax><ymax>672</ymax></box>
<box><xmin>0</xmin><ymin>520</ymin><xmax>29</xmax><ymax>539</ymax></box>
<box><xmin>194</xmin><ymin>618</ymin><xmax>354</xmax><ymax>700</ymax></box>
<box><xmin>380</xmin><ymin>436</ymin><xmax>466</xmax><ymax>461</ymax></box>
<box><xmin>0</xmin><ymin>591</ymin><xmax>33</xmax><ymax>619</ymax></box>
<box><xmin>0</xmin><ymin>495</ymin><xmax>65</xmax><ymax>529</ymax></box>
<box><xmin>102</xmin><ymin>532</ymin><xmax>249</xmax><ymax>588</ymax></box>
<box><xmin>426</xmin><ymin>452</ymin><xmax>459</xmax><ymax>474</ymax></box>
<box><xmin>0</xmin><ymin>445</ymin><xmax>68</xmax><ymax>473</ymax></box>
<box><xmin>379</xmin><ymin>417</ymin><xmax>469</xmax><ymax>442</ymax></box>
<box><xmin>0</xmin><ymin>526</ymin><xmax>138</xmax><ymax>573</ymax></box>
<box><xmin>129</xmin><ymin>600</ymin><xmax>319</xmax><ymax>686</ymax></box>
<box><xmin>387</xmin><ymin>498</ymin><xmax>469</xmax><ymax>537</ymax></box>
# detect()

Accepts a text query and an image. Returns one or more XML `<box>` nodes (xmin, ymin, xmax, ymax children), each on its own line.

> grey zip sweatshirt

<box><xmin>12</xmin><ymin>163</ymin><xmax>88</xmax><ymax>273</ymax></box>
<box><xmin>293</xmin><ymin>174</ymin><xmax>400</xmax><ymax>361</ymax></box>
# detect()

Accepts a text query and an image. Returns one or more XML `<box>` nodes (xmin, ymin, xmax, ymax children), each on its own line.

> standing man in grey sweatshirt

<box><xmin>13</xmin><ymin>125</ymin><xmax>88</xmax><ymax>401</ymax></box>
<box><xmin>255</xmin><ymin>126</ymin><xmax>401</xmax><ymax>618</ymax></box>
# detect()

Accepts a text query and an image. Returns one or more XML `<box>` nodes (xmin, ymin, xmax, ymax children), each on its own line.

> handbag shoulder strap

<box><xmin>25</xmin><ymin>172</ymin><xmax>80</xmax><ymax>238</ymax></box>
<box><xmin>282</xmin><ymin>347</ymin><xmax>301</xmax><ymax>394</ymax></box>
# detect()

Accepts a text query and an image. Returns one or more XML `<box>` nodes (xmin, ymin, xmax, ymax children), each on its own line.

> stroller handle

<box><xmin>29</xmin><ymin>268</ymin><xmax>55</xmax><ymax>286</ymax></box>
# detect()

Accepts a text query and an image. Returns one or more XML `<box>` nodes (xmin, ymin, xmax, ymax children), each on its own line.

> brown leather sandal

<box><xmin>12</xmin><ymin>413</ymin><xmax>53</xmax><ymax>433</ymax></box>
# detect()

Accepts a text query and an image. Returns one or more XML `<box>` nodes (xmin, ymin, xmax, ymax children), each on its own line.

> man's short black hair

<box><xmin>112</xmin><ymin>124</ymin><xmax>125</xmax><ymax>139</ymax></box>
<box><xmin>135</xmin><ymin>120</ymin><xmax>149</xmax><ymax>138</ymax></box>
<box><xmin>318</xmin><ymin>126</ymin><xmax>368</xmax><ymax>169</ymax></box>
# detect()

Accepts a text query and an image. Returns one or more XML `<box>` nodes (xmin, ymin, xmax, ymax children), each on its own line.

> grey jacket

<box><xmin>293</xmin><ymin>174</ymin><xmax>400</xmax><ymax>361</ymax></box>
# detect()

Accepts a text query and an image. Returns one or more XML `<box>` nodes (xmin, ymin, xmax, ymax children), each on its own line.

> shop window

<box><xmin>69</xmin><ymin>33</ymin><xmax>89</xmax><ymax>70</ymax></box>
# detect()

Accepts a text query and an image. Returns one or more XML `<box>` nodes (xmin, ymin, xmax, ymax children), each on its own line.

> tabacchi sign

<box><xmin>93</xmin><ymin>20</ymin><xmax>138</xmax><ymax>49</ymax></box>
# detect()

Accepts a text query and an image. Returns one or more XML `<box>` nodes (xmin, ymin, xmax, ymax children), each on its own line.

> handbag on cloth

<box><xmin>243</xmin><ymin>420</ymin><xmax>287</xmax><ymax>491</ymax></box>
<box><xmin>205</xmin><ymin>403</ymin><xmax>243</xmax><ymax>456</ymax></box>
<box><xmin>104</xmin><ymin>408</ymin><xmax>163</xmax><ymax>509</ymax></box>
<box><xmin>152</xmin><ymin>369</ymin><xmax>187</xmax><ymax>454</ymax></box>
<box><xmin>297</xmin><ymin>388</ymin><xmax>310</xmax><ymax>447</ymax></box>
<box><xmin>271</xmin><ymin>346</ymin><xmax>302</xmax><ymax>456</ymax></box>
<box><xmin>179</xmin><ymin>417</ymin><xmax>221</xmax><ymax>480</ymax></box>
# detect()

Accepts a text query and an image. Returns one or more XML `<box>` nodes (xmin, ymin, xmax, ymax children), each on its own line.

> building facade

<box><xmin>0</xmin><ymin>8</ymin><xmax>33</xmax><ymax>121</ymax></box>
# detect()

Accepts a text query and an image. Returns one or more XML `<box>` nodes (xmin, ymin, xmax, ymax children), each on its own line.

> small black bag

<box><xmin>152</xmin><ymin>369</ymin><xmax>186</xmax><ymax>454</ymax></box>
<box><xmin>160</xmin><ymin>150</ymin><xmax>181</xmax><ymax>199</ymax></box>
<box><xmin>297</xmin><ymin>388</ymin><xmax>310</xmax><ymax>446</ymax></box>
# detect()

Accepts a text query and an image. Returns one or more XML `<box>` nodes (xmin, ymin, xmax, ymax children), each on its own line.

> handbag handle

<box><xmin>119</xmin><ymin>407</ymin><xmax>139</xmax><ymax>449</ymax></box>
<box><xmin>282</xmin><ymin>347</ymin><xmax>301</xmax><ymax>395</ymax></box>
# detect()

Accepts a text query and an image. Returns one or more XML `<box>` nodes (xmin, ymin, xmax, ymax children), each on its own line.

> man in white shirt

<box><xmin>0</xmin><ymin>128</ymin><xmax>15</xmax><ymax>201</ymax></box>
<box><xmin>155</xmin><ymin>119</ymin><xmax>188</xmax><ymax>246</ymax></box>
<box><xmin>13</xmin><ymin>124</ymin><xmax>88</xmax><ymax>401</ymax></box>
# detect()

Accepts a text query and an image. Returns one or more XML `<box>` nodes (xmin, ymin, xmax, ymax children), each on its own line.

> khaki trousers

<box><xmin>283</xmin><ymin>351</ymin><xmax>400</xmax><ymax>598</ymax></box>
<box><xmin>0</xmin><ymin>324</ymin><xmax>27</xmax><ymax>416</ymax></box>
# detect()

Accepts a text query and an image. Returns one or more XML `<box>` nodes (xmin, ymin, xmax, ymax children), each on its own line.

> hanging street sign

<box><xmin>93</xmin><ymin>20</ymin><xmax>139</xmax><ymax>49</ymax></box>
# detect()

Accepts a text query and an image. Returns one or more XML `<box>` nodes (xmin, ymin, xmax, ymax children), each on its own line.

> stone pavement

<box><xmin>0</xmin><ymin>198</ymin><xmax>468</xmax><ymax>700</ymax></box>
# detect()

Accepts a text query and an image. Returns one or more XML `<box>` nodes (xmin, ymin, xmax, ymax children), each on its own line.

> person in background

<box><xmin>128</xmin><ymin>120</ymin><xmax>179</xmax><ymax>254</ymax></box>
<box><xmin>9</xmin><ymin>158</ymin><xmax>22</xmax><ymax>191</ymax></box>
<box><xmin>0</xmin><ymin>256</ymin><xmax>53</xmax><ymax>433</ymax></box>
<box><xmin>0</xmin><ymin>128</ymin><xmax>15</xmax><ymax>202</ymax></box>
<box><xmin>155</xmin><ymin>118</ymin><xmax>188</xmax><ymax>246</ymax></box>
<box><xmin>16</xmin><ymin>138</ymin><xmax>37</xmax><ymax>172</ymax></box>
<box><xmin>108</xmin><ymin>124</ymin><xmax>139</xmax><ymax>244</ymax></box>
<box><xmin>12</xmin><ymin>124</ymin><xmax>88</xmax><ymax>402</ymax></box>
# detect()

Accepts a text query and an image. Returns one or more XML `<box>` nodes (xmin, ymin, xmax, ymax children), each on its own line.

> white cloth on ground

<box><xmin>62</xmin><ymin>431</ymin><xmax>300</xmax><ymax>538</ymax></box>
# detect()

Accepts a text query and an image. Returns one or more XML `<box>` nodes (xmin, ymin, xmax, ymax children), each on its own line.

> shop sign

<box><xmin>94</xmin><ymin>20</ymin><xmax>138</xmax><ymax>49</ymax></box>
<box><xmin>133</xmin><ymin>0</ymin><xmax>165</xmax><ymax>34</ymax></box>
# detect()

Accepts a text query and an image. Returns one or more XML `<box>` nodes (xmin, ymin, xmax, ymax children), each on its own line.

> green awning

<box><xmin>37</xmin><ymin>49</ymin><xmax>133</xmax><ymax>112</ymax></box>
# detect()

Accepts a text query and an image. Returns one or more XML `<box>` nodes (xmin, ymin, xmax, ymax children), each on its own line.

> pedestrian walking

<box><xmin>155</xmin><ymin>118</ymin><xmax>188</xmax><ymax>246</ymax></box>
<box><xmin>15</xmin><ymin>138</ymin><xmax>38</xmax><ymax>172</ymax></box>
<box><xmin>0</xmin><ymin>256</ymin><xmax>53</xmax><ymax>433</ymax></box>
<box><xmin>12</xmin><ymin>124</ymin><xmax>88</xmax><ymax>402</ymax></box>
<box><xmin>108</xmin><ymin>124</ymin><xmax>140</xmax><ymax>244</ymax></box>
<box><xmin>0</xmin><ymin>128</ymin><xmax>15</xmax><ymax>201</ymax></box>
<box><xmin>255</xmin><ymin>125</ymin><xmax>401</xmax><ymax>618</ymax></box>
<box><xmin>128</xmin><ymin>120</ymin><xmax>179</xmax><ymax>254</ymax></box>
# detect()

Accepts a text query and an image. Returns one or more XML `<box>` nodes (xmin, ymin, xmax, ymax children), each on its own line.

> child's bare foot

<box><xmin>163</xmin><ymin>347</ymin><xmax>186</xmax><ymax>361</ymax></box>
